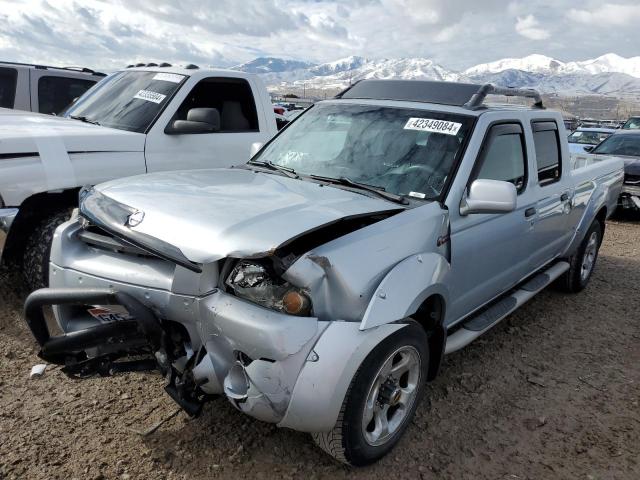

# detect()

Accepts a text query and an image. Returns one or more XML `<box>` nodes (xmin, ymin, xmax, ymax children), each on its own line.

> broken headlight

<box><xmin>225</xmin><ymin>261</ymin><xmax>311</xmax><ymax>316</ymax></box>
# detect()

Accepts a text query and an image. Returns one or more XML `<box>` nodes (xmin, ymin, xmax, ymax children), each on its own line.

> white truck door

<box><xmin>144</xmin><ymin>76</ymin><xmax>274</xmax><ymax>172</ymax></box>
<box><xmin>447</xmin><ymin>121</ymin><xmax>538</xmax><ymax>324</ymax></box>
<box><xmin>528</xmin><ymin>120</ymin><xmax>573</xmax><ymax>269</ymax></box>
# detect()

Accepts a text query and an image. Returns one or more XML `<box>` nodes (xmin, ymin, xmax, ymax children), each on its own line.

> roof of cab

<box><xmin>122</xmin><ymin>64</ymin><xmax>252</xmax><ymax>79</ymax></box>
<box><xmin>335</xmin><ymin>79</ymin><xmax>545</xmax><ymax>113</ymax></box>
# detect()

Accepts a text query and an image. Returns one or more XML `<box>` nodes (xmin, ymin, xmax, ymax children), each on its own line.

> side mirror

<box><xmin>250</xmin><ymin>142</ymin><xmax>264</xmax><ymax>158</ymax></box>
<box><xmin>460</xmin><ymin>179</ymin><xmax>517</xmax><ymax>216</ymax></box>
<box><xmin>583</xmin><ymin>145</ymin><xmax>594</xmax><ymax>153</ymax></box>
<box><xmin>168</xmin><ymin>107</ymin><xmax>220</xmax><ymax>134</ymax></box>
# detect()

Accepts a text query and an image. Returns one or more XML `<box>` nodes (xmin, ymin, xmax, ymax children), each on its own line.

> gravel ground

<box><xmin>0</xmin><ymin>218</ymin><xmax>638</xmax><ymax>480</ymax></box>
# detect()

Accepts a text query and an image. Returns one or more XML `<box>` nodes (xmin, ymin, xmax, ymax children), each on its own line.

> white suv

<box><xmin>0</xmin><ymin>61</ymin><xmax>105</xmax><ymax>115</ymax></box>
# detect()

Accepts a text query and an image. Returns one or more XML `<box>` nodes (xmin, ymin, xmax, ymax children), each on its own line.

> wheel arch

<box><xmin>408</xmin><ymin>293</ymin><xmax>447</xmax><ymax>382</ymax></box>
<box><xmin>2</xmin><ymin>189</ymin><xmax>79</xmax><ymax>263</ymax></box>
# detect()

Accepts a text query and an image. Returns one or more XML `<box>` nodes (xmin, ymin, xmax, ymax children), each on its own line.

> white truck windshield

<box><xmin>65</xmin><ymin>71</ymin><xmax>185</xmax><ymax>133</ymax></box>
<box><xmin>254</xmin><ymin>104</ymin><xmax>474</xmax><ymax>200</ymax></box>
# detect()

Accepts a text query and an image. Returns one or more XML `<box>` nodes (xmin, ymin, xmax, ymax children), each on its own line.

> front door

<box><xmin>145</xmin><ymin>77</ymin><xmax>270</xmax><ymax>172</ymax></box>
<box><xmin>447</xmin><ymin>122</ymin><xmax>537</xmax><ymax>324</ymax></box>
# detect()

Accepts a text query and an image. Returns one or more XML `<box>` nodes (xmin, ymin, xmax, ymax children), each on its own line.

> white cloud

<box><xmin>0</xmin><ymin>0</ymin><xmax>638</xmax><ymax>72</ymax></box>
<box><xmin>568</xmin><ymin>3</ymin><xmax>640</xmax><ymax>26</ymax></box>
<box><xmin>515</xmin><ymin>15</ymin><xmax>550</xmax><ymax>40</ymax></box>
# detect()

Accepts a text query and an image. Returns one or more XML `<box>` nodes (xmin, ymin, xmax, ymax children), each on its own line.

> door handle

<box><xmin>525</xmin><ymin>207</ymin><xmax>536</xmax><ymax>218</ymax></box>
<box><xmin>560</xmin><ymin>193</ymin><xmax>570</xmax><ymax>202</ymax></box>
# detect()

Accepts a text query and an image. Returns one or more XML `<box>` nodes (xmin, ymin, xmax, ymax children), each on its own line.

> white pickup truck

<box><xmin>0</xmin><ymin>64</ymin><xmax>279</xmax><ymax>287</ymax></box>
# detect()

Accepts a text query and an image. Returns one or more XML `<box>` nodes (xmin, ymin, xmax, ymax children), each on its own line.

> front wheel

<box><xmin>312</xmin><ymin>321</ymin><xmax>429</xmax><ymax>466</ymax></box>
<box><xmin>23</xmin><ymin>209</ymin><xmax>73</xmax><ymax>291</ymax></box>
<box><xmin>557</xmin><ymin>220</ymin><xmax>602</xmax><ymax>293</ymax></box>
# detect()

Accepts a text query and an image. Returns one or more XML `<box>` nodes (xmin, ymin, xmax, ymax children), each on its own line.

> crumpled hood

<box><xmin>0</xmin><ymin>107</ymin><xmax>144</xmax><ymax>155</ymax></box>
<box><xmin>91</xmin><ymin>168</ymin><xmax>402</xmax><ymax>264</ymax></box>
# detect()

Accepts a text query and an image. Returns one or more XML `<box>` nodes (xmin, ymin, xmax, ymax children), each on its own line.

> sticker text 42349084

<box><xmin>404</xmin><ymin>118</ymin><xmax>462</xmax><ymax>136</ymax></box>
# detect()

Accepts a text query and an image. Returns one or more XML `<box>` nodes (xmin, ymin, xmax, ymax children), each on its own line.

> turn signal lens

<box><xmin>282</xmin><ymin>290</ymin><xmax>311</xmax><ymax>316</ymax></box>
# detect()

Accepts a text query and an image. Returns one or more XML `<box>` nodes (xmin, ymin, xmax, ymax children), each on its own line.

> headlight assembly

<box><xmin>225</xmin><ymin>261</ymin><xmax>312</xmax><ymax>316</ymax></box>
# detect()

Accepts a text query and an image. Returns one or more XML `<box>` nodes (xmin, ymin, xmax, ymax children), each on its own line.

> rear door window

<box><xmin>532</xmin><ymin>121</ymin><xmax>561</xmax><ymax>186</ymax></box>
<box><xmin>38</xmin><ymin>76</ymin><xmax>96</xmax><ymax>115</ymax></box>
<box><xmin>0</xmin><ymin>67</ymin><xmax>18</xmax><ymax>108</ymax></box>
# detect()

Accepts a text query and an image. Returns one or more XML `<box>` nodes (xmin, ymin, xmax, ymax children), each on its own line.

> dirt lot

<box><xmin>0</xmin><ymin>219</ymin><xmax>638</xmax><ymax>480</ymax></box>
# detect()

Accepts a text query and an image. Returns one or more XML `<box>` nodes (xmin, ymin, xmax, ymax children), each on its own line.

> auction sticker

<box><xmin>404</xmin><ymin>118</ymin><xmax>461</xmax><ymax>135</ymax></box>
<box><xmin>133</xmin><ymin>89</ymin><xmax>167</xmax><ymax>104</ymax></box>
<box><xmin>153</xmin><ymin>72</ymin><xmax>184</xmax><ymax>83</ymax></box>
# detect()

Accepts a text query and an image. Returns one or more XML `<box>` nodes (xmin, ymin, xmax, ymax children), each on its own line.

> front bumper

<box><xmin>45</xmin><ymin>262</ymin><xmax>328</xmax><ymax>424</ymax></box>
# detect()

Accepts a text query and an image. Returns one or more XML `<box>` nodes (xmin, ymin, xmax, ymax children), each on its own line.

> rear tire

<box><xmin>557</xmin><ymin>220</ymin><xmax>602</xmax><ymax>293</ymax></box>
<box><xmin>23</xmin><ymin>209</ymin><xmax>72</xmax><ymax>291</ymax></box>
<box><xmin>312</xmin><ymin>321</ymin><xmax>429</xmax><ymax>466</ymax></box>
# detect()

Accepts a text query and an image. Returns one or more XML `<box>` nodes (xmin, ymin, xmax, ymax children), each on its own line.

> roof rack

<box><xmin>0</xmin><ymin>60</ymin><xmax>105</xmax><ymax>76</ymax></box>
<box><xmin>465</xmin><ymin>84</ymin><xmax>543</xmax><ymax>109</ymax></box>
<box><xmin>335</xmin><ymin>79</ymin><xmax>544</xmax><ymax>110</ymax></box>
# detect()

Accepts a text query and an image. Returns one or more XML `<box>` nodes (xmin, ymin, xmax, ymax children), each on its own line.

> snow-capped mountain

<box><xmin>232</xmin><ymin>53</ymin><xmax>640</xmax><ymax>98</ymax></box>
<box><xmin>465</xmin><ymin>53</ymin><xmax>640</xmax><ymax>79</ymax></box>
<box><xmin>231</xmin><ymin>57</ymin><xmax>316</xmax><ymax>74</ymax></box>
<box><xmin>464</xmin><ymin>54</ymin><xmax>565</xmax><ymax>76</ymax></box>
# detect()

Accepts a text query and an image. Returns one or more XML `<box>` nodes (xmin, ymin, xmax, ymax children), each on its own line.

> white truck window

<box><xmin>532</xmin><ymin>121</ymin><xmax>561</xmax><ymax>185</ymax></box>
<box><xmin>476</xmin><ymin>124</ymin><xmax>526</xmax><ymax>192</ymax></box>
<box><xmin>38</xmin><ymin>76</ymin><xmax>96</xmax><ymax>115</ymax></box>
<box><xmin>0</xmin><ymin>67</ymin><xmax>17</xmax><ymax>109</ymax></box>
<box><xmin>173</xmin><ymin>78</ymin><xmax>259</xmax><ymax>132</ymax></box>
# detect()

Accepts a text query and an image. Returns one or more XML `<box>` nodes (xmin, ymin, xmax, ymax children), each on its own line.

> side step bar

<box><xmin>445</xmin><ymin>261</ymin><xmax>570</xmax><ymax>355</ymax></box>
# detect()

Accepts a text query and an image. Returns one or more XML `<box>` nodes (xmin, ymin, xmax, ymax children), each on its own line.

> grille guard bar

<box><xmin>24</xmin><ymin>288</ymin><xmax>167</xmax><ymax>367</ymax></box>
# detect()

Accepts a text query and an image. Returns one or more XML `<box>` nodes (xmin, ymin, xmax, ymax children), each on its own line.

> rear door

<box><xmin>145</xmin><ymin>76</ymin><xmax>273</xmax><ymax>172</ymax></box>
<box><xmin>528</xmin><ymin>120</ymin><xmax>573</xmax><ymax>269</ymax></box>
<box><xmin>446</xmin><ymin>119</ymin><xmax>538</xmax><ymax>324</ymax></box>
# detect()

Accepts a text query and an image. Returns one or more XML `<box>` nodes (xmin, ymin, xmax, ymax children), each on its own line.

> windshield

<box><xmin>568</xmin><ymin>130</ymin><xmax>612</xmax><ymax>145</ymax></box>
<box><xmin>622</xmin><ymin>117</ymin><xmax>640</xmax><ymax>130</ymax></box>
<box><xmin>253</xmin><ymin>103</ymin><xmax>474</xmax><ymax>200</ymax></box>
<box><xmin>592</xmin><ymin>134</ymin><xmax>640</xmax><ymax>157</ymax></box>
<box><xmin>65</xmin><ymin>71</ymin><xmax>186</xmax><ymax>133</ymax></box>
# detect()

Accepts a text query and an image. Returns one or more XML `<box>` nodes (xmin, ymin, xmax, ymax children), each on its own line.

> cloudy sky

<box><xmin>0</xmin><ymin>0</ymin><xmax>639</xmax><ymax>72</ymax></box>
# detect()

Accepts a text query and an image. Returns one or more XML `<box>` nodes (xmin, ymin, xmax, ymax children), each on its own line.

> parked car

<box><xmin>0</xmin><ymin>61</ymin><xmax>105</xmax><ymax>114</ymax></box>
<box><xmin>621</xmin><ymin>116</ymin><xmax>640</xmax><ymax>130</ymax></box>
<box><xmin>0</xmin><ymin>64</ymin><xmax>279</xmax><ymax>288</ymax></box>
<box><xmin>24</xmin><ymin>80</ymin><xmax>623</xmax><ymax>466</ymax></box>
<box><xmin>574</xmin><ymin>131</ymin><xmax>640</xmax><ymax>211</ymax></box>
<box><xmin>567</xmin><ymin>127</ymin><xmax>615</xmax><ymax>153</ymax></box>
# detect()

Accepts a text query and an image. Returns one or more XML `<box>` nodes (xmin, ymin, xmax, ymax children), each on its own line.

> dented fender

<box><xmin>360</xmin><ymin>252</ymin><xmax>450</xmax><ymax>330</ymax></box>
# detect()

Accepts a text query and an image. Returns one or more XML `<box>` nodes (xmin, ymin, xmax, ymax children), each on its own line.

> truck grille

<box><xmin>78</xmin><ymin>224</ymin><xmax>156</xmax><ymax>259</ymax></box>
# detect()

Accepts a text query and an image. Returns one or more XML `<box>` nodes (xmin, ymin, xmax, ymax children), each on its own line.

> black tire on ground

<box><xmin>23</xmin><ymin>209</ymin><xmax>73</xmax><ymax>291</ymax></box>
<box><xmin>312</xmin><ymin>321</ymin><xmax>429</xmax><ymax>466</ymax></box>
<box><xmin>557</xmin><ymin>220</ymin><xmax>602</xmax><ymax>293</ymax></box>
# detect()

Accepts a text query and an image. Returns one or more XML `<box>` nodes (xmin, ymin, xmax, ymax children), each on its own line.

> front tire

<box><xmin>23</xmin><ymin>209</ymin><xmax>72</xmax><ymax>290</ymax></box>
<box><xmin>312</xmin><ymin>321</ymin><xmax>429</xmax><ymax>466</ymax></box>
<box><xmin>558</xmin><ymin>220</ymin><xmax>602</xmax><ymax>293</ymax></box>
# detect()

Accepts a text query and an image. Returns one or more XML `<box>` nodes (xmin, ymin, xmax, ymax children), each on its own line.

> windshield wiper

<box><xmin>69</xmin><ymin>115</ymin><xmax>101</xmax><ymax>126</ymax></box>
<box><xmin>309</xmin><ymin>175</ymin><xmax>409</xmax><ymax>205</ymax></box>
<box><xmin>247</xmin><ymin>160</ymin><xmax>298</xmax><ymax>178</ymax></box>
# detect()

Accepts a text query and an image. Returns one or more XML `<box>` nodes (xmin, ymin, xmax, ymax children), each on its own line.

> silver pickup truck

<box><xmin>24</xmin><ymin>80</ymin><xmax>623</xmax><ymax>466</ymax></box>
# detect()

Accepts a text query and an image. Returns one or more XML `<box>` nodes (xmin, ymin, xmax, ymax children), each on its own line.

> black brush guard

<box><xmin>24</xmin><ymin>288</ymin><xmax>168</xmax><ymax>374</ymax></box>
<box><xmin>24</xmin><ymin>288</ymin><xmax>207</xmax><ymax>415</ymax></box>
